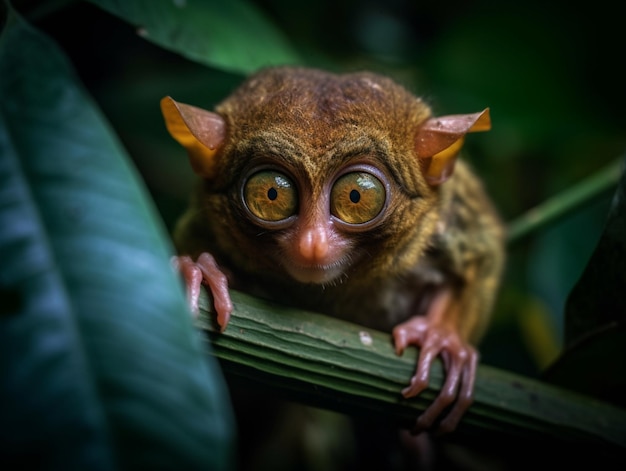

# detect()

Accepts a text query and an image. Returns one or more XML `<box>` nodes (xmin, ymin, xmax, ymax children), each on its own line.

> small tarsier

<box><xmin>161</xmin><ymin>67</ymin><xmax>505</xmax><ymax>435</ymax></box>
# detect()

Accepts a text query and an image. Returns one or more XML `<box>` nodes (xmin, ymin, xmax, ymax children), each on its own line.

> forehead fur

<box><xmin>215</xmin><ymin>67</ymin><xmax>432</xmax><ymax>192</ymax></box>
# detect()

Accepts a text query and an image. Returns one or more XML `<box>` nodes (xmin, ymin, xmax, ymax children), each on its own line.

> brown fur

<box><xmin>174</xmin><ymin>67</ymin><xmax>504</xmax><ymax>340</ymax></box>
<box><xmin>170</xmin><ymin>67</ymin><xmax>506</xmax><ymax>469</ymax></box>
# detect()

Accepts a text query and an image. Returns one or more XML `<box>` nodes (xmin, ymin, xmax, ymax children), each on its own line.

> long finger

<box><xmin>437</xmin><ymin>350</ymin><xmax>478</xmax><ymax>434</ymax></box>
<box><xmin>413</xmin><ymin>355</ymin><xmax>463</xmax><ymax>433</ymax></box>
<box><xmin>393</xmin><ymin>324</ymin><xmax>424</xmax><ymax>356</ymax></box>
<box><xmin>402</xmin><ymin>334</ymin><xmax>442</xmax><ymax>398</ymax></box>
<box><xmin>173</xmin><ymin>256</ymin><xmax>203</xmax><ymax>316</ymax></box>
<box><xmin>196</xmin><ymin>253</ymin><xmax>233</xmax><ymax>331</ymax></box>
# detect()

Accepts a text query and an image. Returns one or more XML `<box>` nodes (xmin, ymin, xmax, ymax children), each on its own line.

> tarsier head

<box><xmin>161</xmin><ymin>67</ymin><xmax>490</xmax><ymax>284</ymax></box>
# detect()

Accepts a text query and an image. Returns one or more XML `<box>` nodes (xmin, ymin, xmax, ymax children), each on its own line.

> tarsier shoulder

<box><xmin>162</xmin><ymin>66</ymin><xmax>505</xmax><ymax>433</ymax></box>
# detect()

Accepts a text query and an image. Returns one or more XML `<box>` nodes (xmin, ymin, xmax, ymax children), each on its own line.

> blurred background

<box><xmin>17</xmin><ymin>0</ymin><xmax>626</xmax><ymax>379</ymax></box>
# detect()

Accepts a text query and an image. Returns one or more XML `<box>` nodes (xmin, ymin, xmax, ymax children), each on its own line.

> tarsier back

<box><xmin>161</xmin><ymin>67</ymin><xmax>505</xmax><ymax>437</ymax></box>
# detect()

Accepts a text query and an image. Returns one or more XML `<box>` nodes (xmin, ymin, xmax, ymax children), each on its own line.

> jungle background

<box><xmin>3</xmin><ymin>0</ymin><xmax>626</xmax><ymax>469</ymax></box>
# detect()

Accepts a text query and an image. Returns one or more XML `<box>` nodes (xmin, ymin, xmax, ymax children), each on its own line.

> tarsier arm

<box><xmin>393</xmin><ymin>109</ymin><xmax>496</xmax><ymax>434</ymax></box>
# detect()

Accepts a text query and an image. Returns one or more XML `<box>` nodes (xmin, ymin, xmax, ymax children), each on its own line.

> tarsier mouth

<box><xmin>286</xmin><ymin>258</ymin><xmax>349</xmax><ymax>285</ymax></box>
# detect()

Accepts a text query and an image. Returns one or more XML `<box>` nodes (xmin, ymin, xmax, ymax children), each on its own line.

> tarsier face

<box><xmin>161</xmin><ymin>67</ymin><xmax>490</xmax><ymax>284</ymax></box>
<box><xmin>238</xmin><ymin>158</ymin><xmax>393</xmax><ymax>284</ymax></box>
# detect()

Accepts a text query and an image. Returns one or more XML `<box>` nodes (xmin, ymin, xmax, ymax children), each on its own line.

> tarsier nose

<box><xmin>299</xmin><ymin>225</ymin><xmax>329</xmax><ymax>263</ymax></box>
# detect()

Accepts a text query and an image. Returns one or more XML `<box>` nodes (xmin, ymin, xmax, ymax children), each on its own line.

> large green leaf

<box><xmin>564</xmin><ymin>158</ymin><xmax>626</xmax><ymax>344</ymax></box>
<box><xmin>544</xmin><ymin>158</ymin><xmax>626</xmax><ymax>406</ymax></box>
<box><xmin>0</xmin><ymin>6</ymin><xmax>233</xmax><ymax>470</ymax></box>
<box><xmin>87</xmin><ymin>0</ymin><xmax>301</xmax><ymax>74</ymax></box>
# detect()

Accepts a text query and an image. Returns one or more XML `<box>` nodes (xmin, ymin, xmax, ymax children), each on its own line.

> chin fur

<box><xmin>284</xmin><ymin>254</ymin><xmax>354</xmax><ymax>285</ymax></box>
<box><xmin>286</xmin><ymin>264</ymin><xmax>344</xmax><ymax>284</ymax></box>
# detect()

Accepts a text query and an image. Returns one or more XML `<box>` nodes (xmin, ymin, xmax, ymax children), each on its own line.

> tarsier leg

<box><xmin>392</xmin><ymin>288</ymin><xmax>478</xmax><ymax>434</ymax></box>
<box><xmin>172</xmin><ymin>253</ymin><xmax>233</xmax><ymax>331</ymax></box>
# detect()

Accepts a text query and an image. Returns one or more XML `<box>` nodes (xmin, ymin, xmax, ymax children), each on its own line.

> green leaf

<box><xmin>564</xmin><ymin>158</ymin><xmax>626</xmax><ymax>344</ymax></box>
<box><xmin>544</xmin><ymin>327</ymin><xmax>626</xmax><ymax>409</ymax></box>
<box><xmin>544</xmin><ymin>158</ymin><xmax>626</xmax><ymax>407</ymax></box>
<box><xmin>0</xmin><ymin>6</ymin><xmax>233</xmax><ymax>470</ymax></box>
<box><xmin>196</xmin><ymin>289</ymin><xmax>626</xmax><ymax>467</ymax></box>
<box><xmin>87</xmin><ymin>0</ymin><xmax>301</xmax><ymax>74</ymax></box>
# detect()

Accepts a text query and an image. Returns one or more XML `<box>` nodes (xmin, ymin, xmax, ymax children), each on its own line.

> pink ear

<box><xmin>415</xmin><ymin>108</ymin><xmax>491</xmax><ymax>185</ymax></box>
<box><xmin>160</xmin><ymin>96</ymin><xmax>226</xmax><ymax>179</ymax></box>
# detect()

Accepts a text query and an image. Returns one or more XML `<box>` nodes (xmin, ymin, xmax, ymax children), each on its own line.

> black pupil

<box><xmin>267</xmin><ymin>187</ymin><xmax>278</xmax><ymax>201</ymax></box>
<box><xmin>349</xmin><ymin>189</ymin><xmax>360</xmax><ymax>204</ymax></box>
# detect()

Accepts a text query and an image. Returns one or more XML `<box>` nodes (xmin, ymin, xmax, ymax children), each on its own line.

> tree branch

<box><xmin>196</xmin><ymin>289</ymin><xmax>626</xmax><ymax>464</ymax></box>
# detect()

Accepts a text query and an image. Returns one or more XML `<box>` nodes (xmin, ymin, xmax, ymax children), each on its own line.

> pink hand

<box><xmin>172</xmin><ymin>253</ymin><xmax>233</xmax><ymax>331</ymax></box>
<box><xmin>393</xmin><ymin>315</ymin><xmax>478</xmax><ymax>434</ymax></box>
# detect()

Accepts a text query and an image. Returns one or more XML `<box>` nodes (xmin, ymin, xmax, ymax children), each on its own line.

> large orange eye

<box><xmin>244</xmin><ymin>170</ymin><xmax>298</xmax><ymax>221</ymax></box>
<box><xmin>331</xmin><ymin>172</ymin><xmax>385</xmax><ymax>224</ymax></box>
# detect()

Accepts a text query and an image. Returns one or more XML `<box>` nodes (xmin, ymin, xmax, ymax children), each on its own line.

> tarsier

<box><xmin>161</xmin><ymin>67</ymin><xmax>505</xmax><ymax>436</ymax></box>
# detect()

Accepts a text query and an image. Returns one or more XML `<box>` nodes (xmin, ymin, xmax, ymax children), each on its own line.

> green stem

<box><xmin>506</xmin><ymin>158</ymin><xmax>623</xmax><ymax>244</ymax></box>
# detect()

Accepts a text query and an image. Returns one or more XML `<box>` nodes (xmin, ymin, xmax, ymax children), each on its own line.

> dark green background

<box><xmin>7</xmin><ymin>0</ymin><xmax>626</xmax><ymax>443</ymax></box>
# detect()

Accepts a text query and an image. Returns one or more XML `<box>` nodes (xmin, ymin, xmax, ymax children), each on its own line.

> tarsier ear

<box><xmin>415</xmin><ymin>108</ymin><xmax>491</xmax><ymax>185</ymax></box>
<box><xmin>160</xmin><ymin>96</ymin><xmax>226</xmax><ymax>179</ymax></box>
